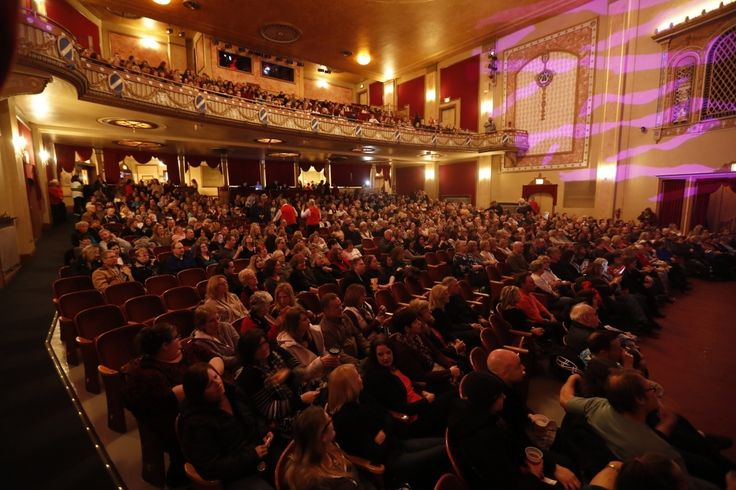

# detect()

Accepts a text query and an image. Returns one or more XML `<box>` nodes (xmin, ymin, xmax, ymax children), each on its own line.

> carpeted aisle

<box><xmin>639</xmin><ymin>279</ymin><xmax>736</xmax><ymax>462</ymax></box>
<box><xmin>0</xmin><ymin>221</ymin><xmax>115</xmax><ymax>489</ymax></box>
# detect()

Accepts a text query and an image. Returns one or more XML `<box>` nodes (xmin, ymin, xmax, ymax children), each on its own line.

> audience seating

<box><xmin>469</xmin><ymin>346</ymin><xmax>489</xmax><ymax>373</ymax></box>
<box><xmin>75</xmin><ymin>304</ymin><xmax>127</xmax><ymax>393</ymax></box>
<box><xmin>124</xmin><ymin>294</ymin><xmax>166</xmax><ymax>325</ymax></box>
<box><xmin>418</xmin><ymin>270</ymin><xmax>435</xmax><ymax>290</ymax></box>
<box><xmin>177</xmin><ymin>268</ymin><xmax>206</xmax><ymax>287</ymax></box>
<box><xmin>104</xmin><ymin>281</ymin><xmax>147</xmax><ymax>307</ymax></box>
<box><xmin>175</xmin><ymin>415</ymin><xmax>224</xmax><ymax>489</ymax></box>
<box><xmin>156</xmin><ymin>251</ymin><xmax>173</xmax><ymax>264</ymax></box>
<box><xmin>404</xmin><ymin>276</ymin><xmax>430</xmax><ymax>297</ymax></box>
<box><xmin>96</xmin><ymin>323</ymin><xmax>145</xmax><ymax>433</ymax></box>
<box><xmin>425</xmin><ymin>252</ymin><xmax>439</xmax><ymax>266</ymax></box>
<box><xmin>57</xmin><ymin>289</ymin><xmax>105</xmax><ymax>365</ymax></box>
<box><xmin>427</xmin><ymin>262</ymin><xmax>451</xmax><ymax>283</ymax></box>
<box><xmin>390</xmin><ymin>282</ymin><xmax>416</xmax><ymax>305</ymax></box>
<box><xmin>317</xmin><ymin>283</ymin><xmax>340</xmax><ymax>299</ymax></box>
<box><xmin>163</xmin><ymin>286</ymin><xmax>201</xmax><ymax>311</ymax></box>
<box><xmin>434</xmin><ymin>473</ymin><xmax>467</xmax><ymax>490</ymax></box>
<box><xmin>196</xmin><ymin>280</ymin><xmax>208</xmax><ymax>300</ymax></box>
<box><xmin>152</xmin><ymin>246</ymin><xmax>170</xmax><ymax>257</ymax></box>
<box><xmin>445</xmin><ymin>427</ymin><xmax>465</xmax><ymax>481</ymax></box>
<box><xmin>275</xmin><ymin>440</ymin><xmax>295</xmax><ymax>490</ymax></box>
<box><xmin>145</xmin><ymin>274</ymin><xmax>179</xmax><ymax>296</ymax></box>
<box><xmin>436</xmin><ymin>250</ymin><xmax>452</xmax><ymax>263</ymax></box>
<box><xmin>53</xmin><ymin>275</ymin><xmax>94</xmax><ymax>307</ymax></box>
<box><xmin>57</xmin><ymin>265</ymin><xmax>73</xmax><ymax>278</ymax></box>
<box><xmin>155</xmin><ymin>309</ymin><xmax>196</xmax><ymax>338</ymax></box>
<box><xmin>374</xmin><ymin>289</ymin><xmax>403</xmax><ymax>314</ymax></box>
<box><xmin>296</xmin><ymin>291</ymin><xmax>322</xmax><ymax>315</ymax></box>
<box><xmin>232</xmin><ymin>259</ymin><xmax>249</xmax><ymax>273</ymax></box>
<box><xmin>361</xmin><ymin>238</ymin><xmax>376</xmax><ymax>249</ymax></box>
<box><xmin>205</xmin><ymin>264</ymin><xmax>218</xmax><ymax>278</ymax></box>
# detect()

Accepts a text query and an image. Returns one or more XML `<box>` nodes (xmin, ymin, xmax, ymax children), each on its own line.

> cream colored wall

<box><xmin>492</xmin><ymin>0</ymin><xmax>736</xmax><ymax>222</ymax></box>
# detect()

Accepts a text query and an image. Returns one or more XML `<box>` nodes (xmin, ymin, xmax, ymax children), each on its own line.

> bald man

<box><xmin>488</xmin><ymin>349</ymin><xmax>582</xmax><ymax>489</ymax></box>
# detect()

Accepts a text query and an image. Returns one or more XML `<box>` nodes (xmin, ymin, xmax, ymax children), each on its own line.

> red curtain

<box><xmin>440</xmin><ymin>55</ymin><xmax>480</xmax><ymax>131</ymax></box>
<box><xmin>45</xmin><ymin>0</ymin><xmax>101</xmax><ymax>53</ymax></box>
<box><xmin>395</xmin><ymin>166</ymin><xmax>424</xmax><ymax>196</ymax></box>
<box><xmin>369</xmin><ymin>82</ymin><xmax>383</xmax><ymax>107</ymax></box>
<box><xmin>331</xmin><ymin>163</ymin><xmax>371</xmax><ymax>187</ymax></box>
<box><xmin>439</xmin><ymin>161</ymin><xmax>477</xmax><ymax>204</ymax></box>
<box><xmin>266</xmin><ymin>161</ymin><xmax>295</xmax><ymax>186</ymax></box>
<box><xmin>397</xmin><ymin>75</ymin><xmax>425</xmax><ymax>118</ymax></box>
<box><xmin>658</xmin><ymin>180</ymin><xmax>686</xmax><ymax>228</ymax></box>
<box><xmin>187</xmin><ymin>156</ymin><xmax>219</xmax><ymax>169</ymax></box>
<box><xmin>299</xmin><ymin>162</ymin><xmax>325</xmax><ymax>172</ymax></box>
<box><xmin>228</xmin><ymin>158</ymin><xmax>261</xmax><ymax>186</ymax></box>
<box><xmin>54</xmin><ymin>143</ymin><xmax>92</xmax><ymax>175</ymax></box>
<box><xmin>102</xmin><ymin>148</ymin><xmax>122</xmax><ymax>184</ymax></box>
<box><xmin>691</xmin><ymin>179</ymin><xmax>736</xmax><ymax>227</ymax></box>
<box><xmin>166</xmin><ymin>158</ymin><xmax>180</xmax><ymax>185</ymax></box>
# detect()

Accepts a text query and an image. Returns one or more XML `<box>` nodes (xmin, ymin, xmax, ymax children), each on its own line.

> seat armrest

<box><xmin>98</xmin><ymin>365</ymin><xmax>119</xmax><ymax>376</ymax></box>
<box><xmin>346</xmin><ymin>455</ymin><xmax>385</xmax><ymax>475</ymax></box>
<box><xmin>509</xmin><ymin>329</ymin><xmax>533</xmax><ymax>338</ymax></box>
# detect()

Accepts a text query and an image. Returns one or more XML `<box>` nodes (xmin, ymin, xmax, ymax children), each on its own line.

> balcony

<box><xmin>14</xmin><ymin>10</ymin><xmax>528</xmax><ymax>155</ymax></box>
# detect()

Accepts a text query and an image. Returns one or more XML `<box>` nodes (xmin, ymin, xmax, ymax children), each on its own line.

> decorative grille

<box><xmin>672</xmin><ymin>60</ymin><xmax>694</xmax><ymax>125</ymax></box>
<box><xmin>702</xmin><ymin>26</ymin><xmax>736</xmax><ymax>120</ymax></box>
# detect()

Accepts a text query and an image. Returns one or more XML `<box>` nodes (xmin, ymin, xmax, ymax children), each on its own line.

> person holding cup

<box><xmin>449</xmin><ymin>371</ymin><xmax>581</xmax><ymax>489</ymax></box>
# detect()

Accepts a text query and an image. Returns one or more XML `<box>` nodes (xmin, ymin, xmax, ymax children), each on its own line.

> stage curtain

<box><xmin>102</xmin><ymin>148</ymin><xmax>122</xmax><ymax>184</ymax></box>
<box><xmin>331</xmin><ymin>163</ymin><xmax>371</xmax><ymax>187</ymax></box>
<box><xmin>658</xmin><ymin>180</ymin><xmax>686</xmax><ymax>228</ymax></box>
<box><xmin>691</xmin><ymin>179</ymin><xmax>736</xmax><ymax>227</ymax></box>
<box><xmin>369</xmin><ymin>81</ymin><xmax>383</xmax><ymax>107</ymax></box>
<box><xmin>228</xmin><ymin>158</ymin><xmax>261</xmax><ymax>186</ymax></box>
<box><xmin>439</xmin><ymin>161</ymin><xmax>477</xmax><ymax>204</ymax></box>
<box><xmin>395</xmin><ymin>166</ymin><xmax>424</xmax><ymax>196</ymax></box>
<box><xmin>266</xmin><ymin>161</ymin><xmax>295</xmax><ymax>187</ymax></box>
<box><xmin>54</xmin><ymin>143</ymin><xmax>93</xmax><ymax>174</ymax></box>
<box><xmin>299</xmin><ymin>161</ymin><xmax>325</xmax><ymax>172</ymax></box>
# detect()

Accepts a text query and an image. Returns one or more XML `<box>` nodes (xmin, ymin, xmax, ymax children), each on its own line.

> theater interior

<box><xmin>1</xmin><ymin>0</ymin><xmax>736</xmax><ymax>489</ymax></box>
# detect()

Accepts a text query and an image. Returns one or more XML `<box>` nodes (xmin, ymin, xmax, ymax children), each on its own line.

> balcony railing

<box><xmin>15</xmin><ymin>10</ymin><xmax>528</xmax><ymax>153</ymax></box>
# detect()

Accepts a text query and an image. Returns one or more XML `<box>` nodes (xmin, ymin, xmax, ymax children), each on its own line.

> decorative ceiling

<box><xmin>79</xmin><ymin>0</ymin><xmax>589</xmax><ymax>82</ymax></box>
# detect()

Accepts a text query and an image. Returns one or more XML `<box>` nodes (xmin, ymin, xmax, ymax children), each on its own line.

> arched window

<box><xmin>701</xmin><ymin>25</ymin><xmax>736</xmax><ymax>120</ymax></box>
<box><xmin>670</xmin><ymin>56</ymin><xmax>696</xmax><ymax>125</ymax></box>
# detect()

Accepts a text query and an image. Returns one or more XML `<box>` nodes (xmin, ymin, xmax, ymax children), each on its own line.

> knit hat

<box><xmin>462</xmin><ymin>372</ymin><xmax>506</xmax><ymax>410</ymax></box>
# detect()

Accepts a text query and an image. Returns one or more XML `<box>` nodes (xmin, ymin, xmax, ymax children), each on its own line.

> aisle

<box><xmin>0</xmin><ymin>222</ymin><xmax>115</xmax><ymax>489</ymax></box>
<box><xmin>639</xmin><ymin>279</ymin><xmax>736</xmax><ymax>461</ymax></box>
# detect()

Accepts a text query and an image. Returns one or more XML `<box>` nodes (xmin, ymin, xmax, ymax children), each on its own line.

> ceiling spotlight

<box><xmin>165</xmin><ymin>26</ymin><xmax>173</xmax><ymax>34</ymax></box>
<box><xmin>152</xmin><ymin>0</ymin><xmax>171</xmax><ymax>4</ymax></box>
<box><xmin>182</xmin><ymin>0</ymin><xmax>201</xmax><ymax>10</ymax></box>
<box><xmin>356</xmin><ymin>53</ymin><xmax>371</xmax><ymax>65</ymax></box>
<box><xmin>340</xmin><ymin>50</ymin><xmax>353</xmax><ymax>57</ymax></box>
<box><xmin>178</xmin><ymin>31</ymin><xmax>185</xmax><ymax>37</ymax></box>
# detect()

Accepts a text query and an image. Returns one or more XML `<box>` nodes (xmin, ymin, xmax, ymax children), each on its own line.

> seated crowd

<box><xmin>75</xmin><ymin>45</ymin><xmax>470</xmax><ymax>134</ymax></box>
<box><xmin>59</xmin><ymin>177</ymin><xmax>736</xmax><ymax>489</ymax></box>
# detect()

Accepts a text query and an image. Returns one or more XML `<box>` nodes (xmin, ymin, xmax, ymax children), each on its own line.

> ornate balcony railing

<box><xmin>15</xmin><ymin>11</ymin><xmax>528</xmax><ymax>153</ymax></box>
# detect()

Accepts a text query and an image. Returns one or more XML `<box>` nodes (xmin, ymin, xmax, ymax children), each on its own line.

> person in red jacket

<box><xmin>301</xmin><ymin>198</ymin><xmax>321</xmax><ymax>236</ymax></box>
<box><xmin>273</xmin><ymin>198</ymin><xmax>298</xmax><ymax>235</ymax></box>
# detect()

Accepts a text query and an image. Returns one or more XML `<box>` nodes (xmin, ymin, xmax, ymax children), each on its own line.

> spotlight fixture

<box><xmin>152</xmin><ymin>0</ymin><xmax>171</xmax><ymax>4</ymax></box>
<box><xmin>182</xmin><ymin>0</ymin><xmax>201</xmax><ymax>10</ymax></box>
<box><xmin>340</xmin><ymin>50</ymin><xmax>353</xmax><ymax>57</ymax></box>
<box><xmin>165</xmin><ymin>26</ymin><xmax>173</xmax><ymax>34</ymax></box>
<box><xmin>356</xmin><ymin>52</ymin><xmax>371</xmax><ymax>65</ymax></box>
<box><xmin>317</xmin><ymin>65</ymin><xmax>332</xmax><ymax>74</ymax></box>
<box><xmin>488</xmin><ymin>49</ymin><xmax>499</xmax><ymax>84</ymax></box>
<box><xmin>178</xmin><ymin>31</ymin><xmax>185</xmax><ymax>37</ymax></box>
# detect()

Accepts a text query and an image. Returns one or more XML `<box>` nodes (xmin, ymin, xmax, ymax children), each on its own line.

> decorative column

<box><xmin>293</xmin><ymin>161</ymin><xmax>299</xmax><ymax>187</ymax></box>
<box><xmin>177</xmin><ymin>152</ymin><xmax>187</xmax><ymax>185</ymax></box>
<box><xmin>325</xmin><ymin>160</ymin><xmax>332</xmax><ymax>185</ymax></box>
<box><xmin>370</xmin><ymin>163</ymin><xmax>376</xmax><ymax>189</ymax></box>
<box><xmin>259</xmin><ymin>158</ymin><xmax>267</xmax><ymax>187</ymax></box>
<box><xmin>93</xmin><ymin>147</ymin><xmax>104</xmax><ymax>182</ymax></box>
<box><xmin>220</xmin><ymin>152</ymin><xmax>229</xmax><ymax>187</ymax></box>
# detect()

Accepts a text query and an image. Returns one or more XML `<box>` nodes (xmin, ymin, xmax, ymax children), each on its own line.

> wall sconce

<box><xmin>488</xmin><ymin>49</ymin><xmax>499</xmax><ymax>85</ymax></box>
<box><xmin>425</xmin><ymin>168</ymin><xmax>435</xmax><ymax>180</ymax></box>
<box><xmin>598</xmin><ymin>163</ymin><xmax>617</xmax><ymax>181</ymax></box>
<box><xmin>425</xmin><ymin>89</ymin><xmax>436</xmax><ymax>102</ymax></box>
<box><xmin>479</xmin><ymin>167</ymin><xmax>491</xmax><ymax>181</ymax></box>
<box><xmin>730</xmin><ymin>162</ymin><xmax>736</xmax><ymax>172</ymax></box>
<box><xmin>534</xmin><ymin>173</ymin><xmax>544</xmax><ymax>185</ymax></box>
<box><xmin>38</xmin><ymin>148</ymin><xmax>50</xmax><ymax>162</ymax></box>
<box><xmin>13</xmin><ymin>135</ymin><xmax>27</xmax><ymax>155</ymax></box>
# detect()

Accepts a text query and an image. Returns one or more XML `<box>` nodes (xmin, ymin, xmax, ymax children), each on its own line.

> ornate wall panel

<box><xmin>502</xmin><ymin>19</ymin><xmax>597</xmax><ymax>172</ymax></box>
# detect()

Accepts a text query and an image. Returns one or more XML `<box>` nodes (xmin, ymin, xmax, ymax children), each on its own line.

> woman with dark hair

<box><xmin>276</xmin><ymin>306</ymin><xmax>337</xmax><ymax>384</ymax></box>
<box><xmin>236</xmin><ymin>329</ymin><xmax>318</xmax><ymax>437</ymax></box>
<box><xmin>284</xmin><ymin>406</ymin><xmax>373</xmax><ymax>490</ymax></box>
<box><xmin>193</xmin><ymin>240</ymin><xmax>218</xmax><ymax>269</ymax></box>
<box><xmin>362</xmin><ymin>335</ymin><xmax>453</xmax><ymax>437</ymax></box>
<box><xmin>215</xmin><ymin>258</ymin><xmax>244</xmax><ymax>296</ymax></box>
<box><xmin>179</xmin><ymin>363</ymin><xmax>274</xmax><ymax>490</ymax></box>
<box><xmin>122</xmin><ymin>323</ymin><xmax>194</xmax><ymax>487</ymax></box>
<box><xmin>342</xmin><ymin>283</ymin><xmax>387</xmax><ymax>340</ymax></box>
<box><xmin>263</xmin><ymin>258</ymin><xmax>287</xmax><ymax>296</ymax></box>
<box><xmin>328</xmin><ymin>364</ymin><xmax>448</xmax><ymax>489</ymax></box>
<box><xmin>389</xmin><ymin>308</ymin><xmax>461</xmax><ymax>391</ymax></box>
<box><xmin>184</xmin><ymin>305</ymin><xmax>242</xmax><ymax>378</ymax></box>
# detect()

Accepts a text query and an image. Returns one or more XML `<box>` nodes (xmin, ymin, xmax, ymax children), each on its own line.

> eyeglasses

<box><xmin>645</xmin><ymin>382</ymin><xmax>664</xmax><ymax>397</ymax></box>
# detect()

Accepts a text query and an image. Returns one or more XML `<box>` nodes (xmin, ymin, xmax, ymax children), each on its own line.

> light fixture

<box><xmin>731</xmin><ymin>162</ymin><xmax>736</xmax><ymax>172</ymax></box>
<box><xmin>39</xmin><ymin>148</ymin><xmax>50</xmax><ymax>162</ymax></box>
<box><xmin>268</xmin><ymin>151</ymin><xmax>300</xmax><ymax>158</ymax></box>
<box><xmin>364</xmin><ymin>179</ymin><xmax>371</xmax><ymax>186</ymax></box>
<box><xmin>142</xmin><ymin>17</ymin><xmax>155</xmax><ymax>28</ymax></box>
<box><xmin>316</xmin><ymin>79</ymin><xmax>328</xmax><ymax>89</ymax></box>
<box><xmin>425</xmin><ymin>168</ymin><xmax>435</xmax><ymax>180</ymax></box>
<box><xmin>356</xmin><ymin>52</ymin><xmax>371</xmax><ymax>65</ymax></box>
<box><xmin>152</xmin><ymin>0</ymin><xmax>171</xmax><ymax>4</ymax></box>
<box><xmin>419</xmin><ymin>150</ymin><xmax>441</xmax><ymax>160</ymax></box>
<box><xmin>99</xmin><ymin>117</ymin><xmax>160</xmax><ymax>129</ymax></box>
<box><xmin>534</xmin><ymin>174</ymin><xmax>545</xmax><ymax>185</ymax></box>
<box><xmin>116</xmin><ymin>139</ymin><xmax>164</xmax><ymax>149</ymax></box>
<box><xmin>13</xmin><ymin>135</ymin><xmax>27</xmax><ymax>153</ymax></box>
<box><xmin>443</xmin><ymin>97</ymin><xmax>451</xmax><ymax>103</ymax></box>
<box><xmin>479</xmin><ymin>167</ymin><xmax>491</xmax><ymax>181</ymax></box>
<box><xmin>351</xmin><ymin>146</ymin><xmax>376</xmax><ymax>154</ymax></box>
<box><xmin>165</xmin><ymin>26</ymin><xmax>173</xmax><ymax>35</ymax></box>
<box><xmin>255</xmin><ymin>137</ymin><xmax>283</xmax><ymax>144</ymax></box>
<box><xmin>139</xmin><ymin>36</ymin><xmax>160</xmax><ymax>49</ymax></box>
<box><xmin>425</xmin><ymin>89</ymin><xmax>436</xmax><ymax>102</ymax></box>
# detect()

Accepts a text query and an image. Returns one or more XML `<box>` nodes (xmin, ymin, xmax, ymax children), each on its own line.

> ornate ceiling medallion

<box><xmin>268</xmin><ymin>151</ymin><xmax>300</xmax><ymax>158</ymax></box>
<box><xmin>260</xmin><ymin>23</ymin><xmax>302</xmax><ymax>44</ymax></box>
<box><xmin>99</xmin><ymin>118</ymin><xmax>161</xmax><ymax>130</ymax></box>
<box><xmin>115</xmin><ymin>139</ymin><xmax>164</xmax><ymax>149</ymax></box>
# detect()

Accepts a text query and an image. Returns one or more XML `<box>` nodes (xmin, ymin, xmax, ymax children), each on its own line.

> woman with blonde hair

<box><xmin>498</xmin><ymin>285</ymin><xmax>543</xmax><ymax>335</ymax></box>
<box><xmin>284</xmin><ymin>406</ymin><xmax>369</xmax><ymax>490</ymax></box>
<box><xmin>429</xmin><ymin>284</ymin><xmax>481</xmax><ymax>347</ymax></box>
<box><xmin>328</xmin><ymin>364</ymin><xmax>448</xmax><ymax>488</ymax></box>
<box><xmin>203</xmin><ymin>274</ymin><xmax>248</xmax><ymax>323</ymax></box>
